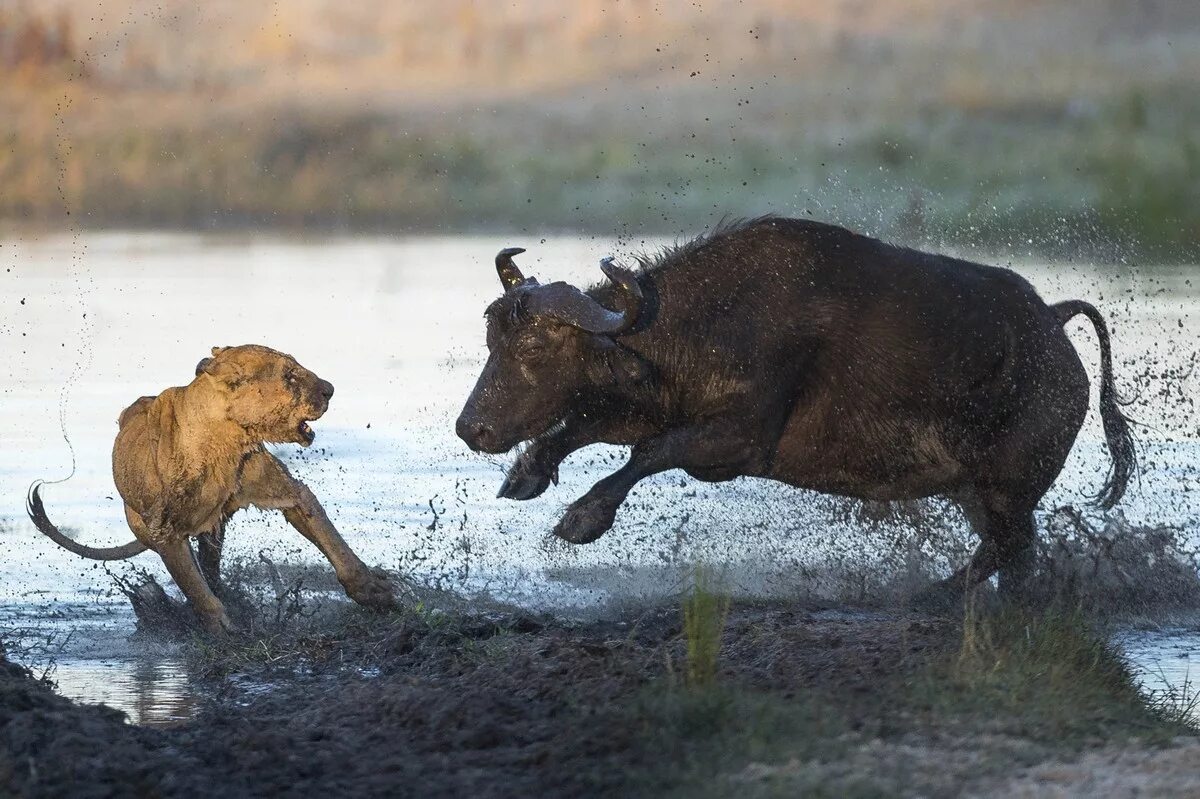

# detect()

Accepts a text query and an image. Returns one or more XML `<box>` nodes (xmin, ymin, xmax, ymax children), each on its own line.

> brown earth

<box><xmin>3</xmin><ymin>596</ymin><xmax>1196</xmax><ymax>798</ymax></box>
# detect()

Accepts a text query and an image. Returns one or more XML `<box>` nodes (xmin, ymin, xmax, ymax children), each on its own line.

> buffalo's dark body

<box><xmin>458</xmin><ymin>217</ymin><xmax>1134</xmax><ymax>592</ymax></box>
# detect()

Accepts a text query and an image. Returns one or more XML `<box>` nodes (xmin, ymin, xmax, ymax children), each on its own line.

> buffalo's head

<box><xmin>456</xmin><ymin>248</ymin><xmax>649</xmax><ymax>453</ymax></box>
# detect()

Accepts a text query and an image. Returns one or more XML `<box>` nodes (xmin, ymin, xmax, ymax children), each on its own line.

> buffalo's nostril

<box><xmin>455</xmin><ymin>415</ymin><xmax>494</xmax><ymax>451</ymax></box>
<box><xmin>319</xmin><ymin>380</ymin><xmax>335</xmax><ymax>400</ymax></box>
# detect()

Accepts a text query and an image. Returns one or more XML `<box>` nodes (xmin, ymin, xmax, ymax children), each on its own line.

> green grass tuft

<box><xmin>681</xmin><ymin>565</ymin><xmax>731</xmax><ymax>689</ymax></box>
<box><xmin>917</xmin><ymin>600</ymin><xmax>1193</xmax><ymax>747</ymax></box>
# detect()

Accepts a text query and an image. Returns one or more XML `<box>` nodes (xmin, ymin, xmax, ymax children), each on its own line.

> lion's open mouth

<box><xmin>298</xmin><ymin>420</ymin><xmax>316</xmax><ymax>446</ymax></box>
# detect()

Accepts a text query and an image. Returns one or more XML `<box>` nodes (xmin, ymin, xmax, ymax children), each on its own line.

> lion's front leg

<box><xmin>280</xmin><ymin>493</ymin><xmax>396</xmax><ymax>611</ymax></box>
<box><xmin>239</xmin><ymin>452</ymin><xmax>396</xmax><ymax>612</ymax></box>
<box><xmin>158</xmin><ymin>537</ymin><xmax>235</xmax><ymax>634</ymax></box>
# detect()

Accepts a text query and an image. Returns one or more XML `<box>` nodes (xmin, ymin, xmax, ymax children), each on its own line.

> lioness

<box><xmin>28</xmin><ymin>344</ymin><xmax>396</xmax><ymax>633</ymax></box>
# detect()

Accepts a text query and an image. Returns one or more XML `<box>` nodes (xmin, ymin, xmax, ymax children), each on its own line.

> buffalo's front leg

<box><xmin>498</xmin><ymin>416</ymin><xmax>627</xmax><ymax>501</ymax></box>
<box><xmin>501</xmin><ymin>410</ymin><xmax>662</xmax><ymax>499</ymax></box>
<box><xmin>553</xmin><ymin>426</ymin><xmax>758</xmax><ymax>544</ymax></box>
<box><xmin>498</xmin><ymin>442</ymin><xmax>563</xmax><ymax>501</ymax></box>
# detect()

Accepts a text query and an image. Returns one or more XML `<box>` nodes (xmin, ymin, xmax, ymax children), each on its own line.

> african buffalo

<box><xmin>456</xmin><ymin>217</ymin><xmax>1135</xmax><ymax>594</ymax></box>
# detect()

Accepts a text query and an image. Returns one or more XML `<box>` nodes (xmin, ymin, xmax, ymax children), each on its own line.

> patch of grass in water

<box><xmin>916</xmin><ymin>599</ymin><xmax>1194</xmax><ymax>747</ymax></box>
<box><xmin>627</xmin><ymin>601</ymin><xmax>1197</xmax><ymax>796</ymax></box>
<box><xmin>1143</xmin><ymin>668</ymin><xmax>1200</xmax><ymax>728</ymax></box>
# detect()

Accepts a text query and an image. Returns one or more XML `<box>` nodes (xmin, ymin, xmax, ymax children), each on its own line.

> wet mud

<box><xmin>2</xmin><ymin>506</ymin><xmax>1200</xmax><ymax>791</ymax></box>
<box><xmin>4</xmin><ymin>584</ymin><xmax>1198</xmax><ymax>799</ymax></box>
<box><xmin>4</xmin><ymin>510</ymin><xmax>1200</xmax><ymax>797</ymax></box>
<box><xmin>0</xmin><ymin>603</ymin><xmax>932</xmax><ymax>797</ymax></box>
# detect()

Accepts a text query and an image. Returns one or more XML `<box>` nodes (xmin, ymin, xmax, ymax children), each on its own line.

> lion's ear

<box><xmin>199</xmin><ymin>353</ymin><xmax>244</xmax><ymax>386</ymax></box>
<box><xmin>210</xmin><ymin>346</ymin><xmax>228</xmax><ymax>357</ymax></box>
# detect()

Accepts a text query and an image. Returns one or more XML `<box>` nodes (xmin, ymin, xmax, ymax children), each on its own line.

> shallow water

<box><xmin>1</xmin><ymin>232</ymin><xmax>1197</xmax><ymax>723</ymax></box>
<box><xmin>1116</xmin><ymin>627</ymin><xmax>1200</xmax><ymax>714</ymax></box>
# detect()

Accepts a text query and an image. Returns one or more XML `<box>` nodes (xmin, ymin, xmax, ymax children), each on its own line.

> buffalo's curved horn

<box><xmin>496</xmin><ymin>247</ymin><xmax>528</xmax><ymax>290</ymax></box>
<box><xmin>527</xmin><ymin>257</ymin><xmax>643</xmax><ymax>335</ymax></box>
<box><xmin>598</xmin><ymin>256</ymin><xmax>643</xmax><ymax>334</ymax></box>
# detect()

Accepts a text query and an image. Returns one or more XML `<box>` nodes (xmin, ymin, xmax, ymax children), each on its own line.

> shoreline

<box><xmin>3</xmin><ymin>591</ymin><xmax>1198</xmax><ymax>797</ymax></box>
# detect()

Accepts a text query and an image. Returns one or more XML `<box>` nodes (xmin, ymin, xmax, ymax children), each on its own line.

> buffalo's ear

<box><xmin>585</xmin><ymin>336</ymin><xmax>650</xmax><ymax>390</ymax></box>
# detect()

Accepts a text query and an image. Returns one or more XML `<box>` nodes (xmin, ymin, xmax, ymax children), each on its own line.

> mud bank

<box><xmin>3</xmin><ymin>594</ymin><xmax>1197</xmax><ymax>798</ymax></box>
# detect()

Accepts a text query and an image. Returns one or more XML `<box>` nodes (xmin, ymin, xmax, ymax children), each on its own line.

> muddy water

<box><xmin>1</xmin><ymin>233</ymin><xmax>1197</xmax><ymax>724</ymax></box>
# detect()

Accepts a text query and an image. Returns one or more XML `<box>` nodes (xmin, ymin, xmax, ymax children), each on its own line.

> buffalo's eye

<box><xmin>515</xmin><ymin>340</ymin><xmax>546</xmax><ymax>360</ymax></box>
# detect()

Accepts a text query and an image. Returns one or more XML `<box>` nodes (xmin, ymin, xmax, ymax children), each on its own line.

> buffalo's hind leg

<box><xmin>930</xmin><ymin>493</ymin><xmax>1037</xmax><ymax>607</ymax></box>
<box><xmin>993</xmin><ymin>509</ymin><xmax>1037</xmax><ymax>598</ymax></box>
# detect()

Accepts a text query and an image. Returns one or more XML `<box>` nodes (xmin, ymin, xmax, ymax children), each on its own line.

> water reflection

<box><xmin>51</xmin><ymin>657</ymin><xmax>196</xmax><ymax>727</ymax></box>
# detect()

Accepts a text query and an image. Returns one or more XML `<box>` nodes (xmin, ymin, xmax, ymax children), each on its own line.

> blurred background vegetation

<box><xmin>1</xmin><ymin>0</ymin><xmax>1198</xmax><ymax>259</ymax></box>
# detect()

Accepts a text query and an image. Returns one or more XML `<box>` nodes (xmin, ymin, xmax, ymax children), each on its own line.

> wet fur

<box><xmin>30</xmin><ymin>345</ymin><xmax>394</xmax><ymax>632</ymax></box>
<box><xmin>464</xmin><ymin>217</ymin><xmax>1136</xmax><ymax>594</ymax></box>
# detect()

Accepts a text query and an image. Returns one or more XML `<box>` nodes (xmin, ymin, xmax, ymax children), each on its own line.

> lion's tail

<box><xmin>27</xmin><ymin>482</ymin><xmax>148</xmax><ymax>561</ymax></box>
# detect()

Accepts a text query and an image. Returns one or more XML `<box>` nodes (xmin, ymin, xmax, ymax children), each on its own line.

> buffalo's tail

<box><xmin>1053</xmin><ymin>300</ymin><xmax>1137</xmax><ymax>509</ymax></box>
<box><xmin>27</xmin><ymin>482</ymin><xmax>148</xmax><ymax>561</ymax></box>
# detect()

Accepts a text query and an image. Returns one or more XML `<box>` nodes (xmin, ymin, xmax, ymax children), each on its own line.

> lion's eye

<box><xmin>285</xmin><ymin>371</ymin><xmax>298</xmax><ymax>384</ymax></box>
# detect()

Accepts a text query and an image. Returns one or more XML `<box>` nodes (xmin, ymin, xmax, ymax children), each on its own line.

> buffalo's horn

<box><xmin>598</xmin><ymin>256</ymin><xmax>643</xmax><ymax>334</ymax></box>
<box><xmin>527</xmin><ymin>257</ymin><xmax>643</xmax><ymax>335</ymax></box>
<box><xmin>495</xmin><ymin>247</ymin><xmax>528</xmax><ymax>290</ymax></box>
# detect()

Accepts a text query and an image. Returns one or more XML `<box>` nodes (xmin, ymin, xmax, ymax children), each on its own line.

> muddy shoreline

<box><xmin>4</xmin><ymin>592</ymin><xmax>1198</xmax><ymax>798</ymax></box>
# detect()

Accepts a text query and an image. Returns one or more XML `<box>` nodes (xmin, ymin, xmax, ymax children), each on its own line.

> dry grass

<box><xmin>1</xmin><ymin>2</ymin><xmax>1198</xmax><ymax>255</ymax></box>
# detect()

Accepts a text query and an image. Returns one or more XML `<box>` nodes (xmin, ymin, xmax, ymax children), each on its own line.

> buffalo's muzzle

<box><xmin>456</xmin><ymin>413</ymin><xmax>505</xmax><ymax>454</ymax></box>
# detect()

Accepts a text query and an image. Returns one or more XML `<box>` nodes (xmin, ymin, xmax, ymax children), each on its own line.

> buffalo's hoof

<box><xmin>552</xmin><ymin>497</ymin><xmax>618</xmax><ymax>544</ymax></box>
<box><xmin>497</xmin><ymin>452</ymin><xmax>558</xmax><ymax>501</ymax></box>
<box><xmin>344</xmin><ymin>570</ymin><xmax>397</xmax><ymax>612</ymax></box>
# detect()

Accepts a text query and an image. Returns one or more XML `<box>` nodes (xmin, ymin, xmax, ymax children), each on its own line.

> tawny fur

<box><xmin>30</xmin><ymin>345</ymin><xmax>396</xmax><ymax>633</ymax></box>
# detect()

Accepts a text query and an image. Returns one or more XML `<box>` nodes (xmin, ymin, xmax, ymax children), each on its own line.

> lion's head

<box><xmin>194</xmin><ymin>345</ymin><xmax>334</xmax><ymax>447</ymax></box>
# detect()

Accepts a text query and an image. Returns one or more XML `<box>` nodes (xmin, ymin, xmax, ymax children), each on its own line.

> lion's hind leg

<box><xmin>126</xmin><ymin>505</ymin><xmax>233</xmax><ymax>633</ymax></box>
<box><xmin>197</xmin><ymin>523</ymin><xmax>226</xmax><ymax>591</ymax></box>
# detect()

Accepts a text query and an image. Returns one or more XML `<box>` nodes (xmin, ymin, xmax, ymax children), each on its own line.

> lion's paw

<box><xmin>196</xmin><ymin>605</ymin><xmax>236</xmax><ymax>636</ymax></box>
<box><xmin>344</xmin><ymin>570</ymin><xmax>398</xmax><ymax>612</ymax></box>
